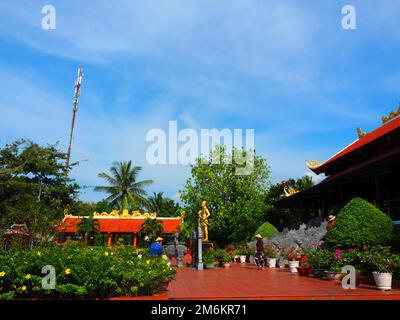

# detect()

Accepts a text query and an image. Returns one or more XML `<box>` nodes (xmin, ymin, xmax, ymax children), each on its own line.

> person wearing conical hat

<box><xmin>149</xmin><ymin>236</ymin><xmax>164</xmax><ymax>256</ymax></box>
<box><xmin>255</xmin><ymin>234</ymin><xmax>265</xmax><ymax>270</ymax></box>
<box><xmin>327</xmin><ymin>214</ymin><xmax>336</xmax><ymax>230</ymax></box>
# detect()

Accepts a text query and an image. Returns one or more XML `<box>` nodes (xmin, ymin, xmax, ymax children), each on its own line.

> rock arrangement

<box><xmin>248</xmin><ymin>217</ymin><xmax>328</xmax><ymax>250</ymax></box>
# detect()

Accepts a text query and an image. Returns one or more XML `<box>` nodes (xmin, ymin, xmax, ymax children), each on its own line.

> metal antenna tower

<box><xmin>65</xmin><ymin>66</ymin><xmax>83</xmax><ymax>178</ymax></box>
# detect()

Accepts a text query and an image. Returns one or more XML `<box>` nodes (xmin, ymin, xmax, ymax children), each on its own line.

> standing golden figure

<box><xmin>198</xmin><ymin>200</ymin><xmax>211</xmax><ymax>241</ymax></box>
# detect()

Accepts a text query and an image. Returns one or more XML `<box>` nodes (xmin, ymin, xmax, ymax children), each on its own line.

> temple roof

<box><xmin>58</xmin><ymin>216</ymin><xmax>182</xmax><ymax>234</ymax></box>
<box><xmin>309</xmin><ymin>115</ymin><xmax>400</xmax><ymax>175</ymax></box>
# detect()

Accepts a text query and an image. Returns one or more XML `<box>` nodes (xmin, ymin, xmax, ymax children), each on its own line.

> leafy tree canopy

<box><xmin>179</xmin><ymin>145</ymin><xmax>271</xmax><ymax>245</ymax></box>
<box><xmin>0</xmin><ymin>139</ymin><xmax>79</xmax><ymax>239</ymax></box>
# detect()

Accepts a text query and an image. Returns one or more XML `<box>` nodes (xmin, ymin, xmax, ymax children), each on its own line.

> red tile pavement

<box><xmin>166</xmin><ymin>263</ymin><xmax>400</xmax><ymax>300</ymax></box>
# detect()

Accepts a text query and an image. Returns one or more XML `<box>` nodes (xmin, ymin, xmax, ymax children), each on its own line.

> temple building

<box><xmin>275</xmin><ymin>108</ymin><xmax>400</xmax><ymax>224</ymax></box>
<box><xmin>57</xmin><ymin>209</ymin><xmax>182</xmax><ymax>247</ymax></box>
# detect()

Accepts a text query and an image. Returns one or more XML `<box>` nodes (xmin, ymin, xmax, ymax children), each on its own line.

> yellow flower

<box><xmin>0</xmin><ymin>271</ymin><xmax>5</xmax><ymax>277</ymax></box>
<box><xmin>162</xmin><ymin>255</ymin><xmax>168</xmax><ymax>261</ymax></box>
<box><xmin>104</xmin><ymin>251</ymin><xmax>109</xmax><ymax>256</ymax></box>
<box><xmin>25</xmin><ymin>274</ymin><xmax>31</xmax><ymax>280</ymax></box>
<box><xmin>21</xmin><ymin>286</ymin><xmax>27</xmax><ymax>291</ymax></box>
<box><xmin>36</xmin><ymin>251</ymin><xmax>41</xmax><ymax>256</ymax></box>
<box><xmin>146</xmin><ymin>260</ymin><xmax>150</xmax><ymax>265</ymax></box>
<box><xmin>65</xmin><ymin>268</ymin><xmax>71</xmax><ymax>275</ymax></box>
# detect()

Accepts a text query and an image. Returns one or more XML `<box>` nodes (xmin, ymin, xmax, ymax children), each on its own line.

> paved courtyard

<box><xmin>119</xmin><ymin>262</ymin><xmax>400</xmax><ymax>300</ymax></box>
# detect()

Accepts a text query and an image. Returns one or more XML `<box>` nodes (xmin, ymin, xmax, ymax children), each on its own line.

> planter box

<box><xmin>205</xmin><ymin>263</ymin><xmax>216</xmax><ymax>269</ymax></box>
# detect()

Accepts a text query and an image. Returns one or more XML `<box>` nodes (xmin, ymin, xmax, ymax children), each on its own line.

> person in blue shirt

<box><xmin>149</xmin><ymin>237</ymin><xmax>164</xmax><ymax>256</ymax></box>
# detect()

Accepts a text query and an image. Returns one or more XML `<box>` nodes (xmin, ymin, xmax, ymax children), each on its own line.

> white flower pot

<box><xmin>267</xmin><ymin>258</ymin><xmax>277</xmax><ymax>268</ymax></box>
<box><xmin>249</xmin><ymin>255</ymin><xmax>255</xmax><ymax>264</ymax></box>
<box><xmin>239</xmin><ymin>255</ymin><xmax>246</xmax><ymax>263</ymax></box>
<box><xmin>372</xmin><ymin>272</ymin><xmax>392</xmax><ymax>291</ymax></box>
<box><xmin>288</xmin><ymin>260</ymin><xmax>299</xmax><ymax>273</ymax></box>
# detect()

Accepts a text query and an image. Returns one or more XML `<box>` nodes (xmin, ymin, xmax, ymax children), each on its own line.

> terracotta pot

<box><xmin>223</xmin><ymin>263</ymin><xmax>231</xmax><ymax>268</ymax></box>
<box><xmin>297</xmin><ymin>267</ymin><xmax>312</xmax><ymax>276</ymax></box>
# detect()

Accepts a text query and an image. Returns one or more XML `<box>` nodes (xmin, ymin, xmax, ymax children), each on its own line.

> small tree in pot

<box><xmin>363</xmin><ymin>246</ymin><xmax>394</xmax><ymax>290</ymax></box>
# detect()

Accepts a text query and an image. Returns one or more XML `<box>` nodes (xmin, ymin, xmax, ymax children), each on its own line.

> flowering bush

<box><xmin>282</xmin><ymin>245</ymin><xmax>301</xmax><ymax>261</ymax></box>
<box><xmin>264</xmin><ymin>244</ymin><xmax>278</xmax><ymax>258</ymax></box>
<box><xmin>0</xmin><ymin>243</ymin><xmax>176</xmax><ymax>300</ymax></box>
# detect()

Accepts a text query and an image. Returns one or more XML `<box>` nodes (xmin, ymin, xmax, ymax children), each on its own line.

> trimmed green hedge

<box><xmin>254</xmin><ymin>221</ymin><xmax>278</xmax><ymax>239</ymax></box>
<box><xmin>0</xmin><ymin>243</ymin><xmax>176</xmax><ymax>299</ymax></box>
<box><xmin>325</xmin><ymin>198</ymin><xmax>394</xmax><ymax>248</ymax></box>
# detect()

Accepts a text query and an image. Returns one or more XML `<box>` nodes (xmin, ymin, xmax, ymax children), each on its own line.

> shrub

<box><xmin>203</xmin><ymin>249</ymin><xmax>217</xmax><ymax>265</ymax></box>
<box><xmin>325</xmin><ymin>198</ymin><xmax>394</xmax><ymax>248</ymax></box>
<box><xmin>254</xmin><ymin>222</ymin><xmax>278</xmax><ymax>239</ymax></box>
<box><xmin>392</xmin><ymin>254</ymin><xmax>400</xmax><ymax>279</ymax></box>
<box><xmin>0</xmin><ymin>244</ymin><xmax>176</xmax><ymax>299</ymax></box>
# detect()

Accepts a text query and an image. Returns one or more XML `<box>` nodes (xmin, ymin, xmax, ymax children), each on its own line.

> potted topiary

<box><xmin>264</xmin><ymin>244</ymin><xmax>278</xmax><ymax>268</ymax></box>
<box><xmin>364</xmin><ymin>246</ymin><xmax>394</xmax><ymax>291</ymax></box>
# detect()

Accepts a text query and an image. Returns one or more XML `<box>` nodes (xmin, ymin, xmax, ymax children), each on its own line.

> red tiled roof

<box><xmin>311</xmin><ymin>116</ymin><xmax>400</xmax><ymax>174</ymax></box>
<box><xmin>58</xmin><ymin>217</ymin><xmax>182</xmax><ymax>234</ymax></box>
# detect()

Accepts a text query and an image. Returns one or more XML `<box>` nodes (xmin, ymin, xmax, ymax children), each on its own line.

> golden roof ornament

<box><xmin>305</xmin><ymin>160</ymin><xmax>321</xmax><ymax>169</ymax></box>
<box><xmin>382</xmin><ymin>104</ymin><xmax>400</xmax><ymax>124</ymax></box>
<box><xmin>283</xmin><ymin>186</ymin><xmax>299</xmax><ymax>197</ymax></box>
<box><xmin>357</xmin><ymin>128</ymin><xmax>367</xmax><ymax>139</ymax></box>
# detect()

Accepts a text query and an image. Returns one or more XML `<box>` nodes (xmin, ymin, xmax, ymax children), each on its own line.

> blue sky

<box><xmin>0</xmin><ymin>0</ymin><xmax>399</xmax><ymax>203</ymax></box>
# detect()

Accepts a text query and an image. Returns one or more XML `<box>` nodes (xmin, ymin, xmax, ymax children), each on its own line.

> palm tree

<box><xmin>146</xmin><ymin>192</ymin><xmax>165</xmax><ymax>214</ymax></box>
<box><xmin>76</xmin><ymin>213</ymin><xmax>100</xmax><ymax>246</ymax></box>
<box><xmin>94</xmin><ymin>161</ymin><xmax>153</xmax><ymax>210</ymax></box>
<box><xmin>297</xmin><ymin>175</ymin><xmax>315</xmax><ymax>191</ymax></box>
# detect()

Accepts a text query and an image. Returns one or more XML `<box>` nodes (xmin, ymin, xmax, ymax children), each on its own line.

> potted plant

<box><xmin>264</xmin><ymin>244</ymin><xmax>278</xmax><ymax>268</ymax></box>
<box><xmin>308</xmin><ymin>249</ymin><xmax>334</xmax><ymax>278</ymax></box>
<box><xmin>214</xmin><ymin>249</ymin><xmax>233</xmax><ymax>268</ymax></box>
<box><xmin>203</xmin><ymin>250</ymin><xmax>216</xmax><ymax>269</ymax></box>
<box><xmin>364</xmin><ymin>246</ymin><xmax>394</xmax><ymax>291</ymax></box>
<box><xmin>322</xmin><ymin>250</ymin><xmax>346</xmax><ymax>280</ymax></box>
<box><xmin>283</xmin><ymin>246</ymin><xmax>301</xmax><ymax>273</ymax></box>
<box><xmin>236</xmin><ymin>245</ymin><xmax>249</xmax><ymax>264</ymax></box>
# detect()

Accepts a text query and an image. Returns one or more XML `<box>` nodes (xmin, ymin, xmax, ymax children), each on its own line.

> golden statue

<box><xmin>198</xmin><ymin>201</ymin><xmax>211</xmax><ymax>241</ymax></box>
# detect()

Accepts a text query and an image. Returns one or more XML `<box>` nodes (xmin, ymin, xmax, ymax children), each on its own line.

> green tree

<box><xmin>138</xmin><ymin>218</ymin><xmax>164</xmax><ymax>243</ymax></box>
<box><xmin>0</xmin><ymin>139</ymin><xmax>80</xmax><ymax>240</ymax></box>
<box><xmin>179</xmin><ymin>145</ymin><xmax>271</xmax><ymax>245</ymax></box>
<box><xmin>76</xmin><ymin>213</ymin><xmax>100</xmax><ymax>246</ymax></box>
<box><xmin>94</xmin><ymin>161</ymin><xmax>153</xmax><ymax>210</ymax></box>
<box><xmin>146</xmin><ymin>192</ymin><xmax>180</xmax><ymax>217</ymax></box>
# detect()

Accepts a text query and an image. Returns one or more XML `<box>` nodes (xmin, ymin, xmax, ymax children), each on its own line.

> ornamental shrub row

<box><xmin>0</xmin><ymin>243</ymin><xmax>176</xmax><ymax>300</ymax></box>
